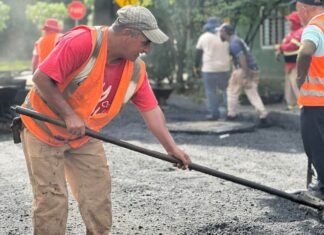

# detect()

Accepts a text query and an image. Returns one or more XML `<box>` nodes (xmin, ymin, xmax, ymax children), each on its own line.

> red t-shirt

<box><xmin>38</xmin><ymin>28</ymin><xmax>158</xmax><ymax>113</ymax></box>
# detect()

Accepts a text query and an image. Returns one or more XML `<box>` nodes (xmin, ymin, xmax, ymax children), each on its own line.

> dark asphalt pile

<box><xmin>1</xmin><ymin>100</ymin><xmax>324</xmax><ymax>234</ymax></box>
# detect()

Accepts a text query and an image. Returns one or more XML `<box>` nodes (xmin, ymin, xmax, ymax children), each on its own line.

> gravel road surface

<box><xmin>1</xmin><ymin>103</ymin><xmax>324</xmax><ymax>235</ymax></box>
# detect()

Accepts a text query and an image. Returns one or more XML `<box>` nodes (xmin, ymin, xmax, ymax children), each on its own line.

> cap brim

<box><xmin>215</xmin><ymin>26</ymin><xmax>221</xmax><ymax>32</ymax></box>
<box><xmin>142</xmin><ymin>28</ymin><xmax>169</xmax><ymax>44</ymax></box>
<box><xmin>285</xmin><ymin>16</ymin><xmax>299</xmax><ymax>23</ymax></box>
<box><xmin>204</xmin><ymin>23</ymin><xmax>217</xmax><ymax>29</ymax></box>
<box><xmin>42</xmin><ymin>26</ymin><xmax>62</xmax><ymax>32</ymax></box>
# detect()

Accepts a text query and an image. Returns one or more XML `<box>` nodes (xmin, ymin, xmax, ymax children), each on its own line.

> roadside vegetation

<box><xmin>0</xmin><ymin>60</ymin><xmax>30</xmax><ymax>72</ymax></box>
<box><xmin>0</xmin><ymin>0</ymin><xmax>290</xmax><ymax>103</ymax></box>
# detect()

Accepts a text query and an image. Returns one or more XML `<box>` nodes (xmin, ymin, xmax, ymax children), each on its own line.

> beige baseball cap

<box><xmin>116</xmin><ymin>5</ymin><xmax>169</xmax><ymax>44</ymax></box>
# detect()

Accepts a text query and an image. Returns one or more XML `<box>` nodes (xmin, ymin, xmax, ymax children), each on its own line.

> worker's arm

<box><xmin>194</xmin><ymin>49</ymin><xmax>203</xmax><ymax>68</ymax></box>
<box><xmin>297</xmin><ymin>40</ymin><xmax>316</xmax><ymax>88</ymax></box>
<box><xmin>238</xmin><ymin>53</ymin><xmax>250</xmax><ymax>78</ymax></box>
<box><xmin>32</xmin><ymin>69</ymin><xmax>85</xmax><ymax>137</ymax></box>
<box><xmin>32</xmin><ymin>55</ymin><xmax>39</xmax><ymax>74</ymax></box>
<box><xmin>193</xmin><ymin>49</ymin><xmax>203</xmax><ymax>76</ymax></box>
<box><xmin>140</xmin><ymin>106</ymin><xmax>191</xmax><ymax>168</ymax></box>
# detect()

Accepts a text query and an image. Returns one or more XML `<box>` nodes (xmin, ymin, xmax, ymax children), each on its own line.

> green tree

<box><xmin>0</xmin><ymin>1</ymin><xmax>10</xmax><ymax>32</ymax></box>
<box><xmin>211</xmin><ymin>0</ymin><xmax>290</xmax><ymax>47</ymax></box>
<box><xmin>139</xmin><ymin>0</ymin><xmax>291</xmax><ymax>91</ymax></box>
<box><xmin>25</xmin><ymin>2</ymin><xmax>67</xmax><ymax>30</ymax></box>
<box><xmin>139</xmin><ymin>0</ymin><xmax>203</xmax><ymax>89</ymax></box>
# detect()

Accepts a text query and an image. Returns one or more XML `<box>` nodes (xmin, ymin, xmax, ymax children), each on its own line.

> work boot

<box><xmin>286</xmin><ymin>105</ymin><xmax>299</xmax><ymax>111</ymax></box>
<box><xmin>205</xmin><ymin>114</ymin><xmax>219</xmax><ymax>121</ymax></box>
<box><xmin>306</xmin><ymin>181</ymin><xmax>324</xmax><ymax>200</ymax></box>
<box><xmin>257</xmin><ymin>118</ymin><xmax>271</xmax><ymax>128</ymax></box>
<box><xmin>291</xmin><ymin>181</ymin><xmax>324</xmax><ymax>201</ymax></box>
<box><xmin>226</xmin><ymin>115</ymin><xmax>238</xmax><ymax>121</ymax></box>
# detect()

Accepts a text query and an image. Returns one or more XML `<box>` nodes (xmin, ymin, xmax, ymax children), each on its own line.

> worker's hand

<box><xmin>242</xmin><ymin>69</ymin><xmax>252</xmax><ymax>80</ymax></box>
<box><xmin>274</xmin><ymin>44</ymin><xmax>281</xmax><ymax>51</ymax></box>
<box><xmin>64</xmin><ymin>112</ymin><xmax>86</xmax><ymax>137</ymax></box>
<box><xmin>241</xmin><ymin>69</ymin><xmax>253</xmax><ymax>88</ymax></box>
<box><xmin>193</xmin><ymin>67</ymin><xmax>200</xmax><ymax>78</ymax></box>
<box><xmin>242</xmin><ymin>78</ymin><xmax>253</xmax><ymax>89</ymax></box>
<box><xmin>275</xmin><ymin>50</ymin><xmax>281</xmax><ymax>61</ymax></box>
<box><xmin>274</xmin><ymin>44</ymin><xmax>281</xmax><ymax>61</ymax></box>
<box><xmin>169</xmin><ymin>147</ymin><xmax>192</xmax><ymax>170</ymax></box>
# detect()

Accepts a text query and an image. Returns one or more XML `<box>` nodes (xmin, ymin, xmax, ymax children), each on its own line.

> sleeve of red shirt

<box><xmin>38</xmin><ymin>28</ymin><xmax>157</xmax><ymax>112</ymax></box>
<box><xmin>38</xmin><ymin>28</ymin><xmax>92</xmax><ymax>83</ymax></box>
<box><xmin>280</xmin><ymin>31</ymin><xmax>302</xmax><ymax>52</ymax></box>
<box><xmin>131</xmin><ymin>73</ymin><xmax>158</xmax><ymax>112</ymax></box>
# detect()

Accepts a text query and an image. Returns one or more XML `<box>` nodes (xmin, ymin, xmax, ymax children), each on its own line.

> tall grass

<box><xmin>0</xmin><ymin>60</ymin><xmax>30</xmax><ymax>72</ymax></box>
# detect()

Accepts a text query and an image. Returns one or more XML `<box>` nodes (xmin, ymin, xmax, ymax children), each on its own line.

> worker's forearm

<box><xmin>297</xmin><ymin>40</ymin><xmax>317</xmax><ymax>88</ymax></box>
<box><xmin>141</xmin><ymin>106</ymin><xmax>177</xmax><ymax>153</ymax></box>
<box><xmin>31</xmin><ymin>55</ymin><xmax>38</xmax><ymax>74</ymax></box>
<box><xmin>239</xmin><ymin>54</ymin><xmax>249</xmax><ymax>75</ymax></box>
<box><xmin>32</xmin><ymin>70</ymin><xmax>76</xmax><ymax>119</ymax></box>
<box><xmin>296</xmin><ymin>53</ymin><xmax>311</xmax><ymax>88</ymax></box>
<box><xmin>195</xmin><ymin>49</ymin><xmax>203</xmax><ymax>68</ymax></box>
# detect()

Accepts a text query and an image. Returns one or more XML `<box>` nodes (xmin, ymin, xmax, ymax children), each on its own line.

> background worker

<box><xmin>20</xmin><ymin>5</ymin><xmax>191</xmax><ymax>234</ymax></box>
<box><xmin>219</xmin><ymin>24</ymin><xmax>269</xmax><ymax>128</ymax></box>
<box><xmin>32</xmin><ymin>18</ymin><xmax>62</xmax><ymax>73</ymax></box>
<box><xmin>296</xmin><ymin>0</ymin><xmax>324</xmax><ymax>199</ymax></box>
<box><xmin>275</xmin><ymin>11</ymin><xmax>303</xmax><ymax>110</ymax></box>
<box><xmin>194</xmin><ymin>17</ymin><xmax>231</xmax><ymax>120</ymax></box>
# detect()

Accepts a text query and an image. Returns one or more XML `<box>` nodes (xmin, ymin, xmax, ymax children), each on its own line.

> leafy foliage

<box><xmin>21</xmin><ymin>0</ymin><xmax>291</xmax><ymax>93</ymax></box>
<box><xmin>139</xmin><ymin>0</ymin><xmax>208</xmax><ymax>88</ymax></box>
<box><xmin>0</xmin><ymin>1</ymin><xmax>10</xmax><ymax>32</ymax></box>
<box><xmin>84</xmin><ymin>0</ymin><xmax>94</xmax><ymax>7</ymax></box>
<box><xmin>213</xmin><ymin>0</ymin><xmax>290</xmax><ymax>46</ymax></box>
<box><xmin>25</xmin><ymin>2</ymin><xmax>67</xmax><ymax>29</ymax></box>
<box><xmin>137</xmin><ymin>0</ymin><xmax>291</xmax><ymax>91</ymax></box>
<box><xmin>0</xmin><ymin>60</ymin><xmax>30</xmax><ymax>72</ymax></box>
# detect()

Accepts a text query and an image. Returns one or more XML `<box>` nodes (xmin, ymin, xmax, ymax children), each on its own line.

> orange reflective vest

<box><xmin>35</xmin><ymin>32</ymin><xmax>61</xmax><ymax>63</ymax></box>
<box><xmin>22</xmin><ymin>26</ymin><xmax>146</xmax><ymax>148</ymax></box>
<box><xmin>298</xmin><ymin>14</ymin><xmax>324</xmax><ymax>106</ymax></box>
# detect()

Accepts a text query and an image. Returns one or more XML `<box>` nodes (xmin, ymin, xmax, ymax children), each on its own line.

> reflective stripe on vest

<box><xmin>291</xmin><ymin>38</ymin><xmax>302</xmax><ymax>47</ymax></box>
<box><xmin>21</xmin><ymin>25</ymin><xmax>146</xmax><ymax>148</ymax></box>
<box><xmin>283</xmin><ymin>39</ymin><xmax>301</xmax><ymax>56</ymax></box>
<box><xmin>283</xmin><ymin>50</ymin><xmax>299</xmax><ymax>56</ymax></box>
<box><xmin>304</xmin><ymin>76</ymin><xmax>324</xmax><ymax>85</ymax></box>
<box><xmin>124</xmin><ymin>58</ymin><xmax>142</xmax><ymax>103</ymax></box>
<box><xmin>63</xmin><ymin>26</ymin><xmax>104</xmax><ymax>98</ymax></box>
<box><xmin>298</xmin><ymin>14</ymin><xmax>324</xmax><ymax>106</ymax></box>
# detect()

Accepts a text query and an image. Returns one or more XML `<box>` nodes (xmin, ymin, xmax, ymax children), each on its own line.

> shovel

<box><xmin>11</xmin><ymin>105</ymin><xmax>324</xmax><ymax>215</ymax></box>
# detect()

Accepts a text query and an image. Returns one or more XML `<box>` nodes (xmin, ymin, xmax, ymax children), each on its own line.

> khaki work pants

<box><xmin>284</xmin><ymin>66</ymin><xmax>300</xmax><ymax>106</ymax></box>
<box><xmin>227</xmin><ymin>69</ymin><xmax>268</xmax><ymax>119</ymax></box>
<box><xmin>21</xmin><ymin>128</ymin><xmax>112</xmax><ymax>235</ymax></box>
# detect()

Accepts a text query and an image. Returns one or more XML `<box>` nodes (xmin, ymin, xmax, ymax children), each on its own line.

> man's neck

<box><xmin>308</xmin><ymin>9</ymin><xmax>324</xmax><ymax>23</ymax></box>
<box><xmin>107</xmin><ymin>27</ymin><xmax>123</xmax><ymax>64</ymax></box>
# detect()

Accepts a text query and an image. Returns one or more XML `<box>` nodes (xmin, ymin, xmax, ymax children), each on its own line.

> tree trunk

<box><xmin>244</xmin><ymin>0</ymin><xmax>284</xmax><ymax>47</ymax></box>
<box><xmin>94</xmin><ymin>0</ymin><xmax>118</xmax><ymax>25</ymax></box>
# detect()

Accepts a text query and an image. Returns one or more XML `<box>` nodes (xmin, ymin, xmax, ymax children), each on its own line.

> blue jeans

<box><xmin>202</xmin><ymin>71</ymin><xmax>230</xmax><ymax>118</ymax></box>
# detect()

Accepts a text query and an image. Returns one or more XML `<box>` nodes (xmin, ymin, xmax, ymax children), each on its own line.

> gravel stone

<box><xmin>1</xmin><ymin>103</ymin><xmax>324</xmax><ymax>234</ymax></box>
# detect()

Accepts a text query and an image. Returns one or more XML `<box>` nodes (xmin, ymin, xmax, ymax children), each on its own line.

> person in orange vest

<box><xmin>20</xmin><ymin>6</ymin><xmax>191</xmax><ymax>234</ymax></box>
<box><xmin>296</xmin><ymin>0</ymin><xmax>324</xmax><ymax>199</ymax></box>
<box><xmin>32</xmin><ymin>18</ymin><xmax>62</xmax><ymax>73</ymax></box>
<box><xmin>275</xmin><ymin>11</ymin><xmax>303</xmax><ymax>110</ymax></box>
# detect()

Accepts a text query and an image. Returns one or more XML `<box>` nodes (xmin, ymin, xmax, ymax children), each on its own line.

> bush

<box><xmin>142</xmin><ymin>41</ymin><xmax>175</xmax><ymax>87</ymax></box>
<box><xmin>0</xmin><ymin>1</ymin><xmax>10</xmax><ymax>32</ymax></box>
<box><xmin>26</xmin><ymin>2</ymin><xmax>67</xmax><ymax>29</ymax></box>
